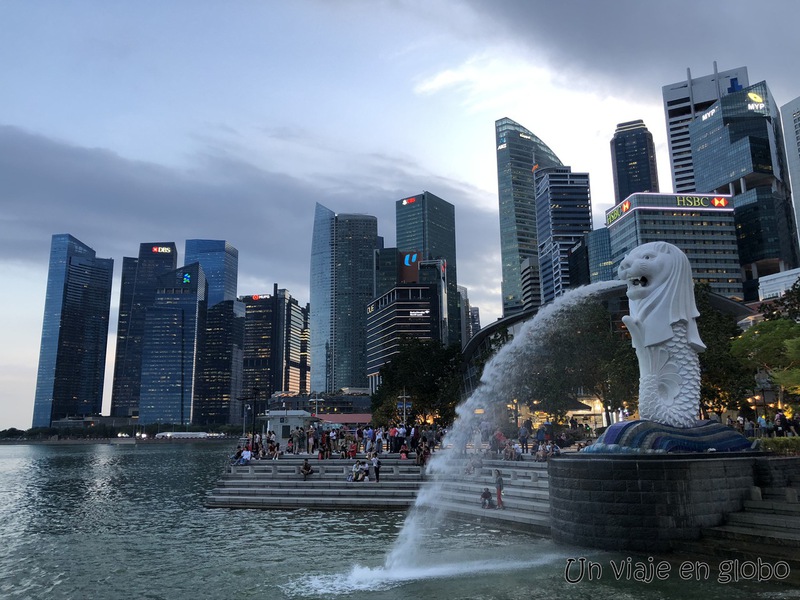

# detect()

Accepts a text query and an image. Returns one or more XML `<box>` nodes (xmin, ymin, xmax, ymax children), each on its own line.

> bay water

<box><xmin>0</xmin><ymin>442</ymin><xmax>795</xmax><ymax>599</ymax></box>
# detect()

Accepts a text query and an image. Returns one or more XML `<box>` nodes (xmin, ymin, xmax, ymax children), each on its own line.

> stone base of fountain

<box><xmin>584</xmin><ymin>419</ymin><xmax>753</xmax><ymax>453</ymax></box>
<box><xmin>548</xmin><ymin>452</ymin><xmax>764</xmax><ymax>552</ymax></box>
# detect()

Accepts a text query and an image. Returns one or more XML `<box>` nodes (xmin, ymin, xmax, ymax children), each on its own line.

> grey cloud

<box><xmin>461</xmin><ymin>0</ymin><xmax>800</xmax><ymax>102</ymax></box>
<box><xmin>0</xmin><ymin>126</ymin><xmax>503</xmax><ymax>318</ymax></box>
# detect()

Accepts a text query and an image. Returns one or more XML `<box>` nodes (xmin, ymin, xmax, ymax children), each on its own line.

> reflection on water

<box><xmin>0</xmin><ymin>443</ymin><xmax>796</xmax><ymax>600</ymax></box>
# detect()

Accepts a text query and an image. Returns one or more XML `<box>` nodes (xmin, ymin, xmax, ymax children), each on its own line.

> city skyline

<box><xmin>3</xmin><ymin>1</ymin><xmax>800</xmax><ymax>429</ymax></box>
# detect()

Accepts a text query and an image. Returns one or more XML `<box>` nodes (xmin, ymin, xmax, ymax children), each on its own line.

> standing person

<box><xmin>375</xmin><ymin>427</ymin><xmax>384</xmax><ymax>454</ymax></box>
<box><xmin>494</xmin><ymin>469</ymin><xmax>504</xmax><ymax>509</ymax></box>
<box><xmin>518</xmin><ymin>424</ymin><xmax>529</xmax><ymax>454</ymax></box>
<box><xmin>388</xmin><ymin>424</ymin><xmax>397</xmax><ymax>453</ymax></box>
<box><xmin>371</xmin><ymin>453</ymin><xmax>381</xmax><ymax>483</ymax></box>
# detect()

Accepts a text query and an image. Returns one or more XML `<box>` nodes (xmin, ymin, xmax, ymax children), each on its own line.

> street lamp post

<box><xmin>397</xmin><ymin>388</ymin><xmax>411</xmax><ymax>424</ymax></box>
<box><xmin>251</xmin><ymin>387</ymin><xmax>260</xmax><ymax>448</ymax></box>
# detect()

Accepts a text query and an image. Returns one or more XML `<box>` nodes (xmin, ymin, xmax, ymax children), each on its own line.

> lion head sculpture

<box><xmin>618</xmin><ymin>242</ymin><xmax>705</xmax><ymax>352</ymax></box>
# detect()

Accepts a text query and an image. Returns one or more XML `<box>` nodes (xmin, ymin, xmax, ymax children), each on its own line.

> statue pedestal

<box><xmin>549</xmin><ymin>452</ymin><xmax>760</xmax><ymax>552</ymax></box>
<box><xmin>585</xmin><ymin>419</ymin><xmax>752</xmax><ymax>453</ymax></box>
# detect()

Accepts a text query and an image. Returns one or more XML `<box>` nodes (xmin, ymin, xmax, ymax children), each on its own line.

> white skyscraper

<box><xmin>781</xmin><ymin>96</ymin><xmax>800</xmax><ymax>246</ymax></box>
<box><xmin>662</xmin><ymin>63</ymin><xmax>749</xmax><ymax>193</ymax></box>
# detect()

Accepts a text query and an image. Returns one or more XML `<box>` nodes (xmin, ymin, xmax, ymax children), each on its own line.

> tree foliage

<box><xmin>694</xmin><ymin>284</ymin><xmax>753</xmax><ymax>416</ymax></box>
<box><xmin>371</xmin><ymin>338</ymin><xmax>462</xmax><ymax>426</ymax></box>
<box><xmin>520</xmin><ymin>298</ymin><xmax>638</xmax><ymax>422</ymax></box>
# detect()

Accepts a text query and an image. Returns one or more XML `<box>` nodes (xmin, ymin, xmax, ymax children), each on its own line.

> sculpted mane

<box><xmin>623</xmin><ymin>242</ymin><xmax>705</xmax><ymax>352</ymax></box>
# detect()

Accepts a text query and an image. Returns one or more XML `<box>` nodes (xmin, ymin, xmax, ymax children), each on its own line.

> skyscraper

<box><xmin>111</xmin><ymin>242</ymin><xmax>178</xmax><ymax>418</ymax></box>
<box><xmin>395</xmin><ymin>191</ymin><xmax>460</xmax><ymax>346</ymax></box>
<box><xmin>781</xmin><ymin>96</ymin><xmax>800</xmax><ymax>246</ymax></box>
<box><xmin>690</xmin><ymin>80</ymin><xmax>798</xmax><ymax>300</ymax></box>
<box><xmin>139</xmin><ymin>262</ymin><xmax>207</xmax><ymax>425</ymax></box>
<box><xmin>240</xmin><ymin>286</ymin><xmax>310</xmax><ymax>399</ymax></box>
<box><xmin>185</xmin><ymin>239</ymin><xmax>243</xmax><ymax>425</ymax></box>
<box><xmin>610</xmin><ymin>120</ymin><xmax>659</xmax><ymax>203</ymax></box>
<box><xmin>310</xmin><ymin>203</ymin><xmax>379</xmax><ymax>393</ymax></box>
<box><xmin>606</xmin><ymin>193</ymin><xmax>742</xmax><ymax>298</ymax></box>
<box><xmin>534</xmin><ymin>167</ymin><xmax>592</xmax><ymax>304</ymax></box>
<box><xmin>662</xmin><ymin>64</ymin><xmax>749</xmax><ymax>193</ymax></box>
<box><xmin>33</xmin><ymin>234</ymin><xmax>113</xmax><ymax>428</ymax></box>
<box><xmin>496</xmin><ymin>117</ymin><xmax>563</xmax><ymax>316</ymax></box>
<box><xmin>184</xmin><ymin>239</ymin><xmax>238</xmax><ymax>307</ymax></box>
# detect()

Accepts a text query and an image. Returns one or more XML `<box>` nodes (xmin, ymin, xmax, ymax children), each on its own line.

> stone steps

<box><xmin>743</xmin><ymin>499</ymin><xmax>800</xmax><ymax>516</ymax></box>
<box><xmin>726</xmin><ymin>510</ymin><xmax>800</xmax><ymax>532</ymax></box>
<box><xmin>414</xmin><ymin>500</ymin><xmax>551</xmax><ymax>534</ymax></box>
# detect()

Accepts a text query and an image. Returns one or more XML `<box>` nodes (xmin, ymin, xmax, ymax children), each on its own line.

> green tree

<box><xmin>520</xmin><ymin>298</ymin><xmax>638</xmax><ymax>423</ymax></box>
<box><xmin>759</xmin><ymin>278</ymin><xmax>800</xmax><ymax>321</ymax></box>
<box><xmin>694</xmin><ymin>284</ymin><xmax>753</xmax><ymax>417</ymax></box>
<box><xmin>371</xmin><ymin>338</ymin><xmax>462</xmax><ymax>425</ymax></box>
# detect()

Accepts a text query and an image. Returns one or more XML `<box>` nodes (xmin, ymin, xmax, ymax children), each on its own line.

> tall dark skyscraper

<box><xmin>310</xmin><ymin>203</ymin><xmax>379</xmax><ymax>393</ymax></box>
<box><xmin>240</xmin><ymin>286</ymin><xmax>310</xmax><ymax>400</ymax></box>
<box><xmin>33</xmin><ymin>234</ymin><xmax>113</xmax><ymax>428</ymax></box>
<box><xmin>690</xmin><ymin>80</ymin><xmax>799</xmax><ymax>300</ymax></box>
<box><xmin>395</xmin><ymin>191</ymin><xmax>460</xmax><ymax>347</ymax></box>
<box><xmin>139</xmin><ymin>263</ymin><xmax>207</xmax><ymax>425</ymax></box>
<box><xmin>662</xmin><ymin>64</ymin><xmax>749</xmax><ymax>193</ymax></box>
<box><xmin>534</xmin><ymin>167</ymin><xmax>592</xmax><ymax>304</ymax></box>
<box><xmin>184</xmin><ymin>239</ymin><xmax>238</xmax><ymax>307</ymax></box>
<box><xmin>110</xmin><ymin>242</ymin><xmax>178</xmax><ymax>418</ymax></box>
<box><xmin>610</xmin><ymin>120</ymin><xmax>659</xmax><ymax>203</ymax></box>
<box><xmin>496</xmin><ymin>117</ymin><xmax>563</xmax><ymax>316</ymax></box>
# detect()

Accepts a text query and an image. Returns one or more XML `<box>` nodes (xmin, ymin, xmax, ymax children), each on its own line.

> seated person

<box><xmin>347</xmin><ymin>441</ymin><xmax>358</xmax><ymax>459</ymax></box>
<box><xmin>300</xmin><ymin>459</ymin><xmax>314</xmax><ymax>480</ymax></box>
<box><xmin>549</xmin><ymin>442</ymin><xmax>561</xmax><ymax>457</ymax></box>
<box><xmin>238</xmin><ymin>447</ymin><xmax>252</xmax><ymax>465</ymax></box>
<box><xmin>480</xmin><ymin>487</ymin><xmax>495</xmax><ymax>509</ymax></box>
<box><xmin>399</xmin><ymin>443</ymin><xmax>409</xmax><ymax>459</ymax></box>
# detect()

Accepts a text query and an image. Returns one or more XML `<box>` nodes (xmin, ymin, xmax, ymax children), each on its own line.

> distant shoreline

<box><xmin>0</xmin><ymin>438</ymin><xmax>235</xmax><ymax>446</ymax></box>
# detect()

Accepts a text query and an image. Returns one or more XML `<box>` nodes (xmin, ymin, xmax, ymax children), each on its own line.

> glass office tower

<box><xmin>138</xmin><ymin>263</ymin><xmax>207</xmax><ymax>425</ymax></box>
<box><xmin>240</xmin><ymin>285</ymin><xmax>310</xmax><ymax>400</ymax></box>
<box><xmin>395</xmin><ymin>191</ymin><xmax>460</xmax><ymax>347</ymax></box>
<box><xmin>534</xmin><ymin>167</ymin><xmax>592</xmax><ymax>305</ymax></box>
<box><xmin>184</xmin><ymin>239</ymin><xmax>238</xmax><ymax>307</ymax></box>
<box><xmin>690</xmin><ymin>81</ymin><xmax>798</xmax><ymax>300</ymax></box>
<box><xmin>33</xmin><ymin>234</ymin><xmax>113</xmax><ymax>427</ymax></box>
<box><xmin>496</xmin><ymin>117</ymin><xmax>563</xmax><ymax>316</ymax></box>
<box><xmin>110</xmin><ymin>242</ymin><xmax>178</xmax><ymax>417</ymax></box>
<box><xmin>310</xmin><ymin>203</ymin><xmax>379</xmax><ymax>393</ymax></box>
<box><xmin>662</xmin><ymin>64</ymin><xmax>749</xmax><ymax>193</ymax></box>
<box><xmin>610</xmin><ymin>120</ymin><xmax>659</xmax><ymax>203</ymax></box>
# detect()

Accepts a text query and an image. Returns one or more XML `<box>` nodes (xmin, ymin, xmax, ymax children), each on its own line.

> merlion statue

<box><xmin>618</xmin><ymin>242</ymin><xmax>705</xmax><ymax>428</ymax></box>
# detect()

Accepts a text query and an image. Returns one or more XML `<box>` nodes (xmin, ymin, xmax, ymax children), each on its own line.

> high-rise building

<box><xmin>610</xmin><ymin>120</ymin><xmax>659</xmax><ymax>203</ymax></box>
<box><xmin>310</xmin><ymin>203</ymin><xmax>379</xmax><ymax>393</ymax></box>
<box><xmin>396</xmin><ymin>191</ymin><xmax>461</xmax><ymax>347</ymax></box>
<box><xmin>458</xmin><ymin>285</ymin><xmax>473</xmax><ymax>344</ymax></box>
<box><xmin>32</xmin><ymin>234</ymin><xmax>113</xmax><ymax>428</ymax></box>
<box><xmin>496</xmin><ymin>117</ymin><xmax>563</xmax><ymax>316</ymax></box>
<box><xmin>366</xmin><ymin>281</ymin><xmax>446</xmax><ymax>393</ymax></box>
<box><xmin>185</xmin><ymin>239</ymin><xmax>243</xmax><ymax>425</ymax></box>
<box><xmin>587</xmin><ymin>228</ymin><xmax>615</xmax><ymax>283</ymax></box>
<box><xmin>469</xmin><ymin>306</ymin><xmax>481</xmax><ymax>335</ymax></box>
<box><xmin>110</xmin><ymin>242</ymin><xmax>178</xmax><ymax>418</ymax></box>
<box><xmin>781</xmin><ymin>96</ymin><xmax>800</xmax><ymax>246</ymax></box>
<box><xmin>139</xmin><ymin>263</ymin><xmax>207</xmax><ymax>425</ymax></box>
<box><xmin>195</xmin><ymin>299</ymin><xmax>245</xmax><ymax>425</ymax></box>
<box><xmin>662</xmin><ymin>64</ymin><xmax>749</xmax><ymax>193</ymax></box>
<box><xmin>605</xmin><ymin>193</ymin><xmax>742</xmax><ymax>298</ymax></box>
<box><xmin>535</xmin><ymin>166</ymin><xmax>592</xmax><ymax>305</ymax></box>
<box><xmin>240</xmin><ymin>286</ymin><xmax>310</xmax><ymax>400</ymax></box>
<box><xmin>690</xmin><ymin>81</ymin><xmax>798</xmax><ymax>300</ymax></box>
<box><xmin>184</xmin><ymin>239</ymin><xmax>238</xmax><ymax>307</ymax></box>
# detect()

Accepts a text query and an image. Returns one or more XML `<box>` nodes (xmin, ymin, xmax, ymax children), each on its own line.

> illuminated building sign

<box><xmin>606</xmin><ymin>195</ymin><xmax>731</xmax><ymax>226</ymax></box>
<box><xmin>152</xmin><ymin>246</ymin><xmax>172</xmax><ymax>253</ymax></box>
<box><xmin>747</xmin><ymin>91</ymin><xmax>765</xmax><ymax>112</ymax></box>
<box><xmin>182</xmin><ymin>273</ymin><xmax>191</xmax><ymax>284</ymax></box>
<box><xmin>410</xmin><ymin>310</ymin><xmax>430</xmax><ymax>317</ymax></box>
<box><xmin>401</xmin><ymin>197</ymin><xmax>417</xmax><ymax>206</ymax></box>
<box><xmin>404</xmin><ymin>252</ymin><xmax>418</xmax><ymax>267</ymax></box>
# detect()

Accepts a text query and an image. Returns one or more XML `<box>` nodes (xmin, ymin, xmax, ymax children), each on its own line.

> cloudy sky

<box><xmin>2</xmin><ymin>1</ymin><xmax>798</xmax><ymax>430</ymax></box>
